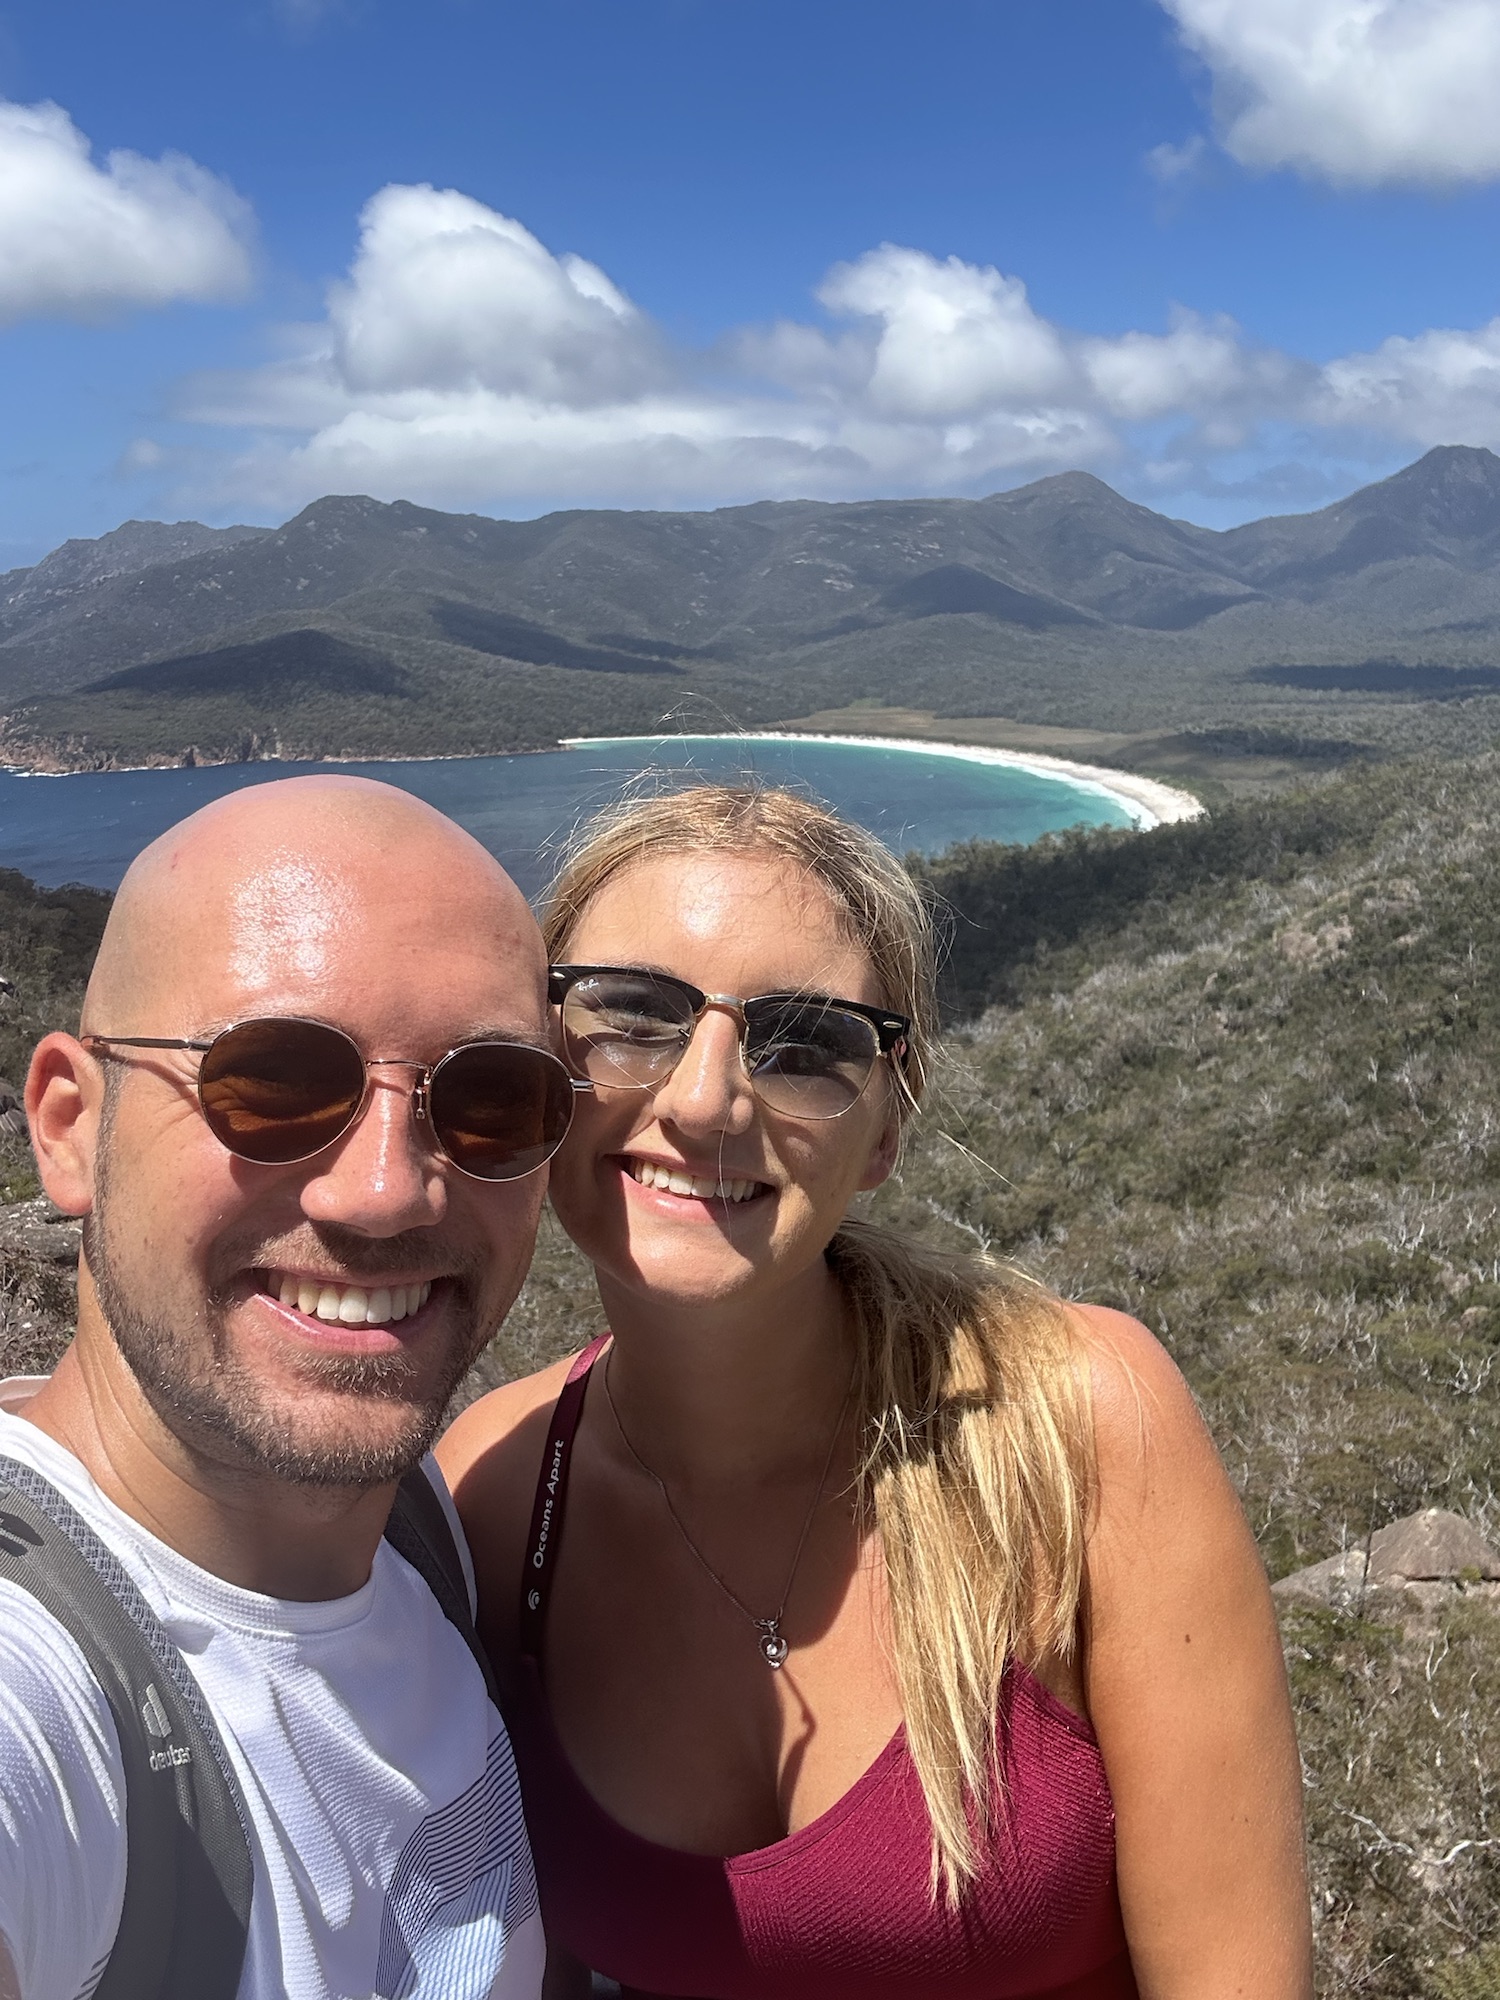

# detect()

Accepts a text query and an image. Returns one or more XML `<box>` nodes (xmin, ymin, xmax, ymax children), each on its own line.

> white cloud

<box><xmin>164</xmin><ymin>182</ymin><xmax>1500</xmax><ymax>519</ymax></box>
<box><xmin>1160</xmin><ymin>0</ymin><xmax>1500</xmax><ymax>186</ymax></box>
<box><xmin>817</xmin><ymin>245</ymin><xmax>1072</xmax><ymax>416</ymax></box>
<box><xmin>327</xmin><ymin>185</ymin><xmax>661</xmax><ymax>402</ymax></box>
<box><xmin>181</xmin><ymin>192</ymin><xmax>1130</xmax><ymax>511</ymax></box>
<box><xmin>1317</xmin><ymin>318</ymin><xmax>1500</xmax><ymax>443</ymax></box>
<box><xmin>1080</xmin><ymin>311</ymin><xmax>1310</xmax><ymax>427</ymax></box>
<box><xmin>1145</xmin><ymin>134</ymin><xmax>1213</xmax><ymax>183</ymax></box>
<box><xmin>0</xmin><ymin>100</ymin><xmax>253</xmax><ymax>323</ymax></box>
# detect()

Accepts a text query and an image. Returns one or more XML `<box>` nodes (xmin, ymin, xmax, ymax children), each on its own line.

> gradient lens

<box><xmin>559</xmin><ymin>972</ymin><xmax>695</xmax><ymax>1089</ymax></box>
<box><xmin>197</xmin><ymin>1018</ymin><xmax>367</xmax><ymax>1164</ymax></box>
<box><xmin>429</xmin><ymin>1042</ymin><xmax>577</xmax><ymax>1180</ymax></box>
<box><xmin>742</xmin><ymin>998</ymin><xmax>880</xmax><ymax>1119</ymax></box>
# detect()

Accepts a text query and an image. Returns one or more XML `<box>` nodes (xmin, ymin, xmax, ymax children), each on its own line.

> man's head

<box><xmin>26</xmin><ymin>776</ymin><xmax>552</xmax><ymax>1491</ymax></box>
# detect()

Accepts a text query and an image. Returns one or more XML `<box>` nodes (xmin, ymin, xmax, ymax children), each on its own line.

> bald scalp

<box><xmin>83</xmin><ymin>775</ymin><xmax>541</xmax><ymax>1036</ymax></box>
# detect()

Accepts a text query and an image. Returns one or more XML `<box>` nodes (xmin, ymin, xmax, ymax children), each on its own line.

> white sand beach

<box><xmin>561</xmin><ymin>731</ymin><xmax>1205</xmax><ymax>831</ymax></box>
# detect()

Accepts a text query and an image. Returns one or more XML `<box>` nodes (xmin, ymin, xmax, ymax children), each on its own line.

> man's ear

<box><xmin>26</xmin><ymin>1033</ymin><xmax>104</xmax><ymax>1217</ymax></box>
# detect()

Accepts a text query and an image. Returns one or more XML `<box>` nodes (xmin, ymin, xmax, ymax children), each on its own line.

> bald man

<box><xmin>0</xmin><ymin>778</ymin><xmax>561</xmax><ymax>2000</ymax></box>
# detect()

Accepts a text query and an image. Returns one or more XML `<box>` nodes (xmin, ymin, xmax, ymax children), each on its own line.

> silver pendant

<box><xmin>757</xmin><ymin>1621</ymin><xmax>789</xmax><ymax>1669</ymax></box>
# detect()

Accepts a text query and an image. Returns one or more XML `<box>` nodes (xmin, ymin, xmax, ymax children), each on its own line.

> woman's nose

<box><xmin>651</xmin><ymin>1006</ymin><xmax>755</xmax><ymax>1132</ymax></box>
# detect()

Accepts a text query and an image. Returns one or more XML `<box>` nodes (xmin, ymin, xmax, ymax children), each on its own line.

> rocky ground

<box><xmin>0</xmin><ymin>1187</ymin><xmax>80</xmax><ymax>1380</ymax></box>
<box><xmin>1274</xmin><ymin>1518</ymin><xmax>1500</xmax><ymax>1998</ymax></box>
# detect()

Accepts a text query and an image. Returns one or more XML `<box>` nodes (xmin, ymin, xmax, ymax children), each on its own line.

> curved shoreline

<box><xmin>3</xmin><ymin>729</ymin><xmax>1206</xmax><ymax>832</ymax></box>
<box><xmin>561</xmin><ymin>731</ymin><xmax>1205</xmax><ymax>831</ymax></box>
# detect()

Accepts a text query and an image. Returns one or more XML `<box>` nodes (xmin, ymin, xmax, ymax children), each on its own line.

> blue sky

<box><xmin>1</xmin><ymin>0</ymin><xmax>1499</xmax><ymax>562</ymax></box>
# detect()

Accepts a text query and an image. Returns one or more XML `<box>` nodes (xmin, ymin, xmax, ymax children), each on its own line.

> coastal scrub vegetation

<box><xmin>0</xmin><ymin>869</ymin><xmax>111</xmax><ymax>1093</ymax></box>
<box><xmin>5</xmin><ymin>754</ymin><xmax>1500</xmax><ymax>1991</ymax></box>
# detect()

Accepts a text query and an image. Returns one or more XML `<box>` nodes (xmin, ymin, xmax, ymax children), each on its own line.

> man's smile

<box><xmin>262</xmin><ymin>1269</ymin><xmax>436</xmax><ymax>1327</ymax></box>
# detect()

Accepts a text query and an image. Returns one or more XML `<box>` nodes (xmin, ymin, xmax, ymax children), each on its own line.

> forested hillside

<box><xmin>5</xmin><ymin>446</ymin><xmax>1500</xmax><ymax>773</ymax></box>
<box><xmin>3</xmin><ymin>758</ymin><xmax>1500</xmax><ymax>1992</ymax></box>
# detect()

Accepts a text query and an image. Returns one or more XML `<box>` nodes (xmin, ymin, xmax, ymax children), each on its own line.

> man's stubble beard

<box><xmin>83</xmin><ymin>1108</ymin><xmax>498</xmax><ymax>1489</ymax></box>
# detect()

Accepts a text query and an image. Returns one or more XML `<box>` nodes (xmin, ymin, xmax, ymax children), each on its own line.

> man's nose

<box><xmin>298</xmin><ymin>1068</ymin><xmax>448</xmax><ymax>1234</ymax></box>
<box><xmin>650</xmin><ymin>1007</ymin><xmax>755</xmax><ymax>1134</ymax></box>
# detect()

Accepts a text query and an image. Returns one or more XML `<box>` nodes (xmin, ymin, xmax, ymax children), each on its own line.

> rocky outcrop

<box><xmin>0</xmin><ymin>1196</ymin><xmax>80</xmax><ymax>1264</ymax></box>
<box><xmin>1274</xmin><ymin>1508</ymin><xmax>1500</xmax><ymax>1609</ymax></box>
<box><xmin>0</xmin><ymin>1196</ymin><xmax>78</xmax><ymax>1377</ymax></box>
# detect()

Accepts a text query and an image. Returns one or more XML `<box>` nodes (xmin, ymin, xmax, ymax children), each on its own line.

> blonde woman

<box><xmin>439</xmin><ymin>786</ymin><xmax>1311</xmax><ymax>2000</ymax></box>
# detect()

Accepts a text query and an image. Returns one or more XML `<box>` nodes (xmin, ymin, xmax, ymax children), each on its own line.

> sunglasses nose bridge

<box><xmin>662</xmin><ymin>996</ymin><xmax>760</xmax><ymax>1110</ymax></box>
<box><xmin>696</xmin><ymin>994</ymin><xmax>751</xmax><ymax>1063</ymax></box>
<box><xmin>362</xmin><ymin>1055</ymin><xmax>434</xmax><ymax>1124</ymax></box>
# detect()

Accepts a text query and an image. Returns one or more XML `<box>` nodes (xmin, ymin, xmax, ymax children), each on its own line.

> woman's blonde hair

<box><xmin>540</xmin><ymin>782</ymin><xmax>1093</xmax><ymax>1896</ymax></box>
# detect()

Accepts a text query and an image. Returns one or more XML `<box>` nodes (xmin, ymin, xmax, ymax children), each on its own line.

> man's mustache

<box><xmin>210</xmin><ymin>1223</ymin><xmax>484</xmax><ymax>1294</ymax></box>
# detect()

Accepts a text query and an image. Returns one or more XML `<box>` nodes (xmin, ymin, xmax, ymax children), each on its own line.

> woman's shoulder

<box><xmin>1061</xmin><ymin>1300</ymin><xmax>1206</xmax><ymax>1471</ymax></box>
<box><xmin>436</xmin><ymin>1350</ymin><xmax>586</xmax><ymax>1504</ymax></box>
<box><xmin>1059</xmin><ymin>1300</ymin><xmax>1267</xmax><ymax>1608</ymax></box>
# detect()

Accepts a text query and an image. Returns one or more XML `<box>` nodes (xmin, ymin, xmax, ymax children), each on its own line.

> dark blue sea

<box><xmin>0</xmin><ymin>733</ymin><xmax>1136</xmax><ymax>900</ymax></box>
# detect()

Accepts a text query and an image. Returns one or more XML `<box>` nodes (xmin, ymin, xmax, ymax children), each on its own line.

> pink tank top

<box><xmin>504</xmin><ymin>1340</ymin><xmax>1138</xmax><ymax>2000</ymax></box>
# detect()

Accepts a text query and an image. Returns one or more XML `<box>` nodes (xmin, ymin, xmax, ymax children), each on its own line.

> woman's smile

<box><xmin>619</xmin><ymin>1153</ymin><xmax>773</xmax><ymax>1208</ymax></box>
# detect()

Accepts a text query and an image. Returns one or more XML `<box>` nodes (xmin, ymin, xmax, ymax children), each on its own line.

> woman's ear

<box><xmin>26</xmin><ymin>1033</ymin><xmax>104</xmax><ymax>1217</ymax></box>
<box><xmin>856</xmin><ymin>1105</ymin><xmax>902</xmax><ymax>1193</ymax></box>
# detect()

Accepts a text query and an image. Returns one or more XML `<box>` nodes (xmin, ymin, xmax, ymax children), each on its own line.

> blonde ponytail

<box><xmin>829</xmin><ymin>1219</ymin><xmax>1092</xmax><ymax>1896</ymax></box>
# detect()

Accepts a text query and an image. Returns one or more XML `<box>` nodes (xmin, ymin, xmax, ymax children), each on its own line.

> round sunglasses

<box><xmin>82</xmin><ymin>1016</ymin><xmax>584</xmax><ymax>1181</ymax></box>
<box><xmin>548</xmin><ymin>965</ymin><xmax>910</xmax><ymax>1121</ymax></box>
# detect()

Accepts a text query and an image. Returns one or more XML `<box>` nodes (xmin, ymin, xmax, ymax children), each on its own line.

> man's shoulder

<box><xmin>0</xmin><ymin>1577</ymin><xmax>127</xmax><ymax>2000</ymax></box>
<box><xmin>0</xmin><ymin>1574</ymin><xmax>120</xmax><ymax>1732</ymax></box>
<box><xmin>0</xmin><ymin>1404</ymin><xmax>168</xmax><ymax>1605</ymax></box>
<box><xmin>0</xmin><ymin>1576</ymin><xmax>124</xmax><ymax>1820</ymax></box>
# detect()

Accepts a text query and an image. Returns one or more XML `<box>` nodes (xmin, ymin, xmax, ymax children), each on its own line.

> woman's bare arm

<box><xmin>1073</xmin><ymin>1304</ymin><xmax>1312</xmax><ymax>2000</ymax></box>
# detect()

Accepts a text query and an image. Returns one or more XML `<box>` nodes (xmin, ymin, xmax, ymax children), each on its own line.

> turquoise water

<box><xmin>0</xmin><ymin>734</ymin><xmax>1135</xmax><ymax>899</ymax></box>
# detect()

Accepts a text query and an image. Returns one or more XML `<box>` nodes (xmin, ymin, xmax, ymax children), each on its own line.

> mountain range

<box><xmin>3</xmin><ymin>446</ymin><xmax>1500</xmax><ymax>771</ymax></box>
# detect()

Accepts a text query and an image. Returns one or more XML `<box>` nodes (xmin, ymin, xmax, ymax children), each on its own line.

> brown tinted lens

<box><xmin>428</xmin><ymin>1043</ymin><xmax>576</xmax><ymax>1180</ymax></box>
<box><xmin>198</xmin><ymin>1019</ymin><xmax>366</xmax><ymax>1164</ymax></box>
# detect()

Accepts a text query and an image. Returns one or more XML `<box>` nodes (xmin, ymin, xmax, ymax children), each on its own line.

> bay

<box><xmin>0</xmin><ymin>734</ymin><xmax>1136</xmax><ymax>900</ymax></box>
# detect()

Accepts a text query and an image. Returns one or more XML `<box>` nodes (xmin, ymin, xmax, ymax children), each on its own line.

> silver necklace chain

<box><xmin>601</xmin><ymin>1345</ymin><xmax>854</xmax><ymax>1670</ymax></box>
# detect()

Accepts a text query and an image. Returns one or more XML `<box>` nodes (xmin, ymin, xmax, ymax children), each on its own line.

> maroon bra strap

<box><xmin>517</xmin><ymin>1334</ymin><xmax>611</xmax><ymax>1663</ymax></box>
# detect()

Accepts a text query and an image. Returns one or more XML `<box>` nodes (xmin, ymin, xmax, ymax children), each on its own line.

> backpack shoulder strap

<box><xmin>0</xmin><ymin>1455</ymin><xmax>253</xmax><ymax>2000</ymax></box>
<box><xmin>384</xmin><ymin>1463</ymin><xmax>500</xmax><ymax>1706</ymax></box>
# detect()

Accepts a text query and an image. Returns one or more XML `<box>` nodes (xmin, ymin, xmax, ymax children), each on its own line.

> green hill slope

<box><xmin>5</xmin><ymin>448</ymin><xmax>1500</xmax><ymax>771</ymax></box>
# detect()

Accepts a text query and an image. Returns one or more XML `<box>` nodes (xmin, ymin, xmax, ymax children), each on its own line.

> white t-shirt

<box><xmin>0</xmin><ymin>1390</ymin><xmax>544</xmax><ymax>2000</ymax></box>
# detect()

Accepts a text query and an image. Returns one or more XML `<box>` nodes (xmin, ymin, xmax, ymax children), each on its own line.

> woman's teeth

<box><xmin>270</xmin><ymin>1275</ymin><xmax>433</xmax><ymax>1326</ymax></box>
<box><xmin>629</xmin><ymin>1160</ymin><xmax>761</xmax><ymax>1202</ymax></box>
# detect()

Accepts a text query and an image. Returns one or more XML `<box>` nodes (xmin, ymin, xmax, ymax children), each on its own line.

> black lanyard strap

<box><xmin>517</xmin><ymin>1336</ymin><xmax>610</xmax><ymax>1663</ymax></box>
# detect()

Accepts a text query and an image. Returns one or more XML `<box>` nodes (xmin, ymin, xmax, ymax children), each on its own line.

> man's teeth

<box><xmin>271</xmin><ymin>1275</ymin><xmax>433</xmax><ymax>1325</ymax></box>
<box><xmin>629</xmin><ymin>1160</ymin><xmax>761</xmax><ymax>1202</ymax></box>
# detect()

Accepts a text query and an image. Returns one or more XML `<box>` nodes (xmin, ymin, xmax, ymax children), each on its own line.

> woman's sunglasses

<box><xmin>548</xmin><ymin>965</ymin><xmax>910</xmax><ymax>1121</ymax></box>
<box><xmin>82</xmin><ymin>1016</ymin><xmax>583</xmax><ymax>1181</ymax></box>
